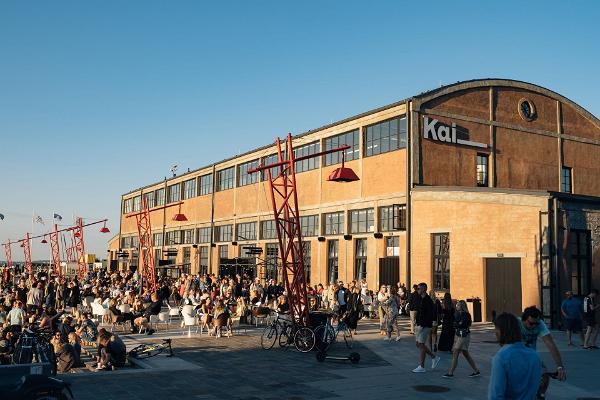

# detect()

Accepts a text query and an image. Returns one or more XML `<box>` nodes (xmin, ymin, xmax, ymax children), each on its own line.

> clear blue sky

<box><xmin>1</xmin><ymin>1</ymin><xmax>599</xmax><ymax>260</ymax></box>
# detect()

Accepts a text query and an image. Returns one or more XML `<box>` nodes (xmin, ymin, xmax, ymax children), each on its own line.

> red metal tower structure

<box><xmin>21</xmin><ymin>233</ymin><xmax>32</xmax><ymax>276</ymax></box>
<box><xmin>135</xmin><ymin>196</ymin><xmax>156</xmax><ymax>291</ymax></box>
<box><xmin>49</xmin><ymin>224</ymin><xmax>61</xmax><ymax>277</ymax></box>
<box><xmin>248</xmin><ymin>133</ymin><xmax>357</xmax><ymax>326</ymax></box>
<box><xmin>126</xmin><ymin>199</ymin><xmax>187</xmax><ymax>292</ymax></box>
<box><xmin>2</xmin><ymin>241</ymin><xmax>12</xmax><ymax>285</ymax></box>
<box><xmin>72</xmin><ymin>217</ymin><xmax>86</xmax><ymax>279</ymax></box>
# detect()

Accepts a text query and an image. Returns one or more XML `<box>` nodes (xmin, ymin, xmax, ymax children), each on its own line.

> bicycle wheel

<box><xmin>260</xmin><ymin>324</ymin><xmax>278</xmax><ymax>350</ymax></box>
<box><xmin>129</xmin><ymin>344</ymin><xmax>162</xmax><ymax>359</ymax></box>
<box><xmin>342</xmin><ymin>327</ymin><xmax>353</xmax><ymax>349</ymax></box>
<box><xmin>278</xmin><ymin>325</ymin><xmax>292</xmax><ymax>347</ymax></box>
<box><xmin>313</xmin><ymin>325</ymin><xmax>335</xmax><ymax>352</ymax></box>
<box><xmin>293</xmin><ymin>327</ymin><xmax>315</xmax><ymax>353</ymax></box>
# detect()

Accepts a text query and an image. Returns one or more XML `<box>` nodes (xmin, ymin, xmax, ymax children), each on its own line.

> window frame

<box><xmin>215</xmin><ymin>224</ymin><xmax>233</xmax><ymax>242</ymax></box>
<box><xmin>324</xmin><ymin>212</ymin><xmax>344</xmax><ymax>236</ymax></box>
<box><xmin>167</xmin><ymin>183</ymin><xmax>181</xmax><ymax>203</ymax></box>
<box><xmin>238</xmin><ymin>159</ymin><xmax>259</xmax><ymax>187</ymax></box>
<box><xmin>260</xmin><ymin>220</ymin><xmax>278</xmax><ymax>240</ymax></box>
<box><xmin>432</xmin><ymin>232</ymin><xmax>450</xmax><ymax>291</ymax></box>
<box><xmin>293</xmin><ymin>141</ymin><xmax>320</xmax><ymax>173</ymax></box>
<box><xmin>182</xmin><ymin>178</ymin><xmax>197</xmax><ymax>200</ymax></box>
<box><xmin>477</xmin><ymin>153</ymin><xmax>489</xmax><ymax>187</ymax></box>
<box><xmin>364</xmin><ymin>116</ymin><xmax>407</xmax><ymax>157</ymax></box>
<box><xmin>354</xmin><ymin>238</ymin><xmax>367</xmax><ymax>280</ymax></box>
<box><xmin>199</xmin><ymin>173</ymin><xmax>213</xmax><ymax>196</ymax></box>
<box><xmin>349</xmin><ymin>208</ymin><xmax>375</xmax><ymax>234</ymax></box>
<box><xmin>327</xmin><ymin>240</ymin><xmax>339</xmax><ymax>284</ymax></box>
<box><xmin>324</xmin><ymin>129</ymin><xmax>360</xmax><ymax>166</ymax></box>
<box><xmin>155</xmin><ymin>188</ymin><xmax>166</xmax><ymax>206</ymax></box>
<box><xmin>236</xmin><ymin>222</ymin><xmax>257</xmax><ymax>241</ymax></box>
<box><xmin>216</xmin><ymin>167</ymin><xmax>235</xmax><ymax>191</ymax></box>
<box><xmin>562</xmin><ymin>166</ymin><xmax>572</xmax><ymax>193</ymax></box>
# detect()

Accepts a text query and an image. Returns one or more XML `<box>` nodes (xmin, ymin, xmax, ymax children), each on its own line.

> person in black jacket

<box><xmin>408</xmin><ymin>285</ymin><xmax>420</xmax><ymax>334</ymax></box>
<box><xmin>412</xmin><ymin>283</ymin><xmax>441</xmax><ymax>373</ymax></box>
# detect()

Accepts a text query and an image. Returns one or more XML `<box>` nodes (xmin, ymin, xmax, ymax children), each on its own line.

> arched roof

<box><xmin>412</xmin><ymin>78</ymin><xmax>600</xmax><ymax>128</ymax></box>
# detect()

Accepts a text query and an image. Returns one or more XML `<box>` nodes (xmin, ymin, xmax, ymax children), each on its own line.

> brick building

<box><xmin>109</xmin><ymin>79</ymin><xmax>600</xmax><ymax>325</ymax></box>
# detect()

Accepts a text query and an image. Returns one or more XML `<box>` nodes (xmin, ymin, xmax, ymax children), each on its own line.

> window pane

<box><xmin>217</xmin><ymin>167</ymin><xmax>234</xmax><ymax>191</ymax></box>
<box><xmin>199</xmin><ymin>173</ymin><xmax>213</xmax><ymax>195</ymax></box>
<box><xmin>365</xmin><ymin>116</ymin><xmax>406</xmax><ymax>157</ymax></box>
<box><xmin>238</xmin><ymin>160</ymin><xmax>259</xmax><ymax>187</ymax></box>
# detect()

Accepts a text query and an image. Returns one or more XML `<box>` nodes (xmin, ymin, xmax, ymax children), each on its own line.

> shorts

<box><xmin>415</xmin><ymin>326</ymin><xmax>431</xmax><ymax>344</ymax></box>
<box><xmin>565</xmin><ymin>318</ymin><xmax>582</xmax><ymax>332</ymax></box>
<box><xmin>452</xmin><ymin>335</ymin><xmax>470</xmax><ymax>351</ymax></box>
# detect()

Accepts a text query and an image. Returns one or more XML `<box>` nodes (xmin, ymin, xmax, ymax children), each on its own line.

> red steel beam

<box><xmin>73</xmin><ymin>217</ymin><xmax>86</xmax><ymax>280</ymax></box>
<box><xmin>49</xmin><ymin>224</ymin><xmax>61</xmax><ymax>278</ymax></box>
<box><xmin>22</xmin><ymin>233</ymin><xmax>32</xmax><ymax>276</ymax></box>
<box><xmin>135</xmin><ymin>196</ymin><xmax>157</xmax><ymax>291</ymax></box>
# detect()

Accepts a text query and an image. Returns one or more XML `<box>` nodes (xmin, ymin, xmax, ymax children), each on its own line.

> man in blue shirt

<box><xmin>519</xmin><ymin>306</ymin><xmax>566</xmax><ymax>399</ymax></box>
<box><xmin>489</xmin><ymin>312</ymin><xmax>542</xmax><ymax>400</ymax></box>
<box><xmin>561</xmin><ymin>291</ymin><xmax>583</xmax><ymax>346</ymax></box>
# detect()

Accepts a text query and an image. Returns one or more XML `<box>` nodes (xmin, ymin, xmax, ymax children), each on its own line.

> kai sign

<box><xmin>423</xmin><ymin>116</ymin><xmax>487</xmax><ymax>149</ymax></box>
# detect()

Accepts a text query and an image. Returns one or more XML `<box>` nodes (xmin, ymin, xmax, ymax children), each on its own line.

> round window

<box><xmin>518</xmin><ymin>98</ymin><xmax>536</xmax><ymax>121</ymax></box>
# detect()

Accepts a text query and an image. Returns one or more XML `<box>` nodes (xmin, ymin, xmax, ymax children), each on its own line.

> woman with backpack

<box><xmin>442</xmin><ymin>300</ymin><xmax>481</xmax><ymax>378</ymax></box>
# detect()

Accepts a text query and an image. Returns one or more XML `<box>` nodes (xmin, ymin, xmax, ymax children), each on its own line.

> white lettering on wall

<box><xmin>422</xmin><ymin>116</ymin><xmax>488</xmax><ymax>149</ymax></box>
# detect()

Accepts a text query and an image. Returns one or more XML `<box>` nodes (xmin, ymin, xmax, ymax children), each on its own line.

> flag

<box><xmin>53</xmin><ymin>213</ymin><xmax>63</xmax><ymax>221</ymax></box>
<box><xmin>34</xmin><ymin>215</ymin><xmax>44</xmax><ymax>225</ymax></box>
<box><xmin>0</xmin><ymin>213</ymin><xmax>4</xmax><ymax>220</ymax></box>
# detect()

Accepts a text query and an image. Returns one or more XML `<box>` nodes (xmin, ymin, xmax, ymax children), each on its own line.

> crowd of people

<box><xmin>1</xmin><ymin>267</ymin><xmax>598</xmax><ymax>399</ymax></box>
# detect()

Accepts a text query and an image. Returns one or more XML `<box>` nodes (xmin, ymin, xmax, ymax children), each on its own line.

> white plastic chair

<box><xmin>149</xmin><ymin>314</ymin><xmax>160</xmax><ymax>331</ymax></box>
<box><xmin>91</xmin><ymin>303</ymin><xmax>108</xmax><ymax>325</ymax></box>
<box><xmin>118</xmin><ymin>304</ymin><xmax>131</xmax><ymax>314</ymax></box>
<box><xmin>168</xmin><ymin>305</ymin><xmax>181</xmax><ymax>327</ymax></box>
<box><xmin>182</xmin><ymin>314</ymin><xmax>198</xmax><ymax>337</ymax></box>
<box><xmin>157</xmin><ymin>311</ymin><xmax>169</xmax><ymax>331</ymax></box>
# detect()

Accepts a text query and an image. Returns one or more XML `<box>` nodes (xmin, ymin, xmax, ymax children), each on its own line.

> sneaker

<box><xmin>395</xmin><ymin>337</ymin><xmax>401</xmax><ymax>342</ymax></box>
<box><xmin>412</xmin><ymin>366</ymin><xmax>426</xmax><ymax>373</ymax></box>
<box><xmin>469</xmin><ymin>371</ymin><xmax>481</xmax><ymax>378</ymax></box>
<box><xmin>431</xmin><ymin>356</ymin><xmax>441</xmax><ymax>370</ymax></box>
<box><xmin>383</xmin><ymin>337</ymin><xmax>391</xmax><ymax>341</ymax></box>
<box><xmin>442</xmin><ymin>373</ymin><xmax>453</xmax><ymax>378</ymax></box>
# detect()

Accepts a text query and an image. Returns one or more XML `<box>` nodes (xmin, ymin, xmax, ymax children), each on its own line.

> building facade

<box><xmin>110</xmin><ymin>79</ymin><xmax>600</xmax><ymax>325</ymax></box>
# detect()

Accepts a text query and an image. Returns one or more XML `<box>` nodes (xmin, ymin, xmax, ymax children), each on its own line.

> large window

<box><xmin>379</xmin><ymin>204</ymin><xmax>406</xmax><ymax>231</ymax></box>
<box><xmin>197</xmin><ymin>227</ymin><xmax>211</xmax><ymax>243</ymax></box>
<box><xmin>183</xmin><ymin>179</ymin><xmax>196</xmax><ymax>199</ymax></box>
<box><xmin>300</xmin><ymin>215</ymin><xmax>319</xmax><ymax>237</ymax></box>
<box><xmin>182</xmin><ymin>229</ymin><xmax>194</xmax><ymax>244</ymax></box>
<box><xmin>153</xmin><ymin>232</ymin><xmax>163</xmax><ymax>247</ymax></box>
<box><xmin>199</xmin><ymin>173</ymin><xmax>213</xmax><ymax>196</ymax></box>
<box><xmin>167</xmin><ymin>183</ymin><xmax>181</xmax><ymax>203</ymax></box>
<box><xmin>238</xmin><ymin>160</ymin><xmax>259</xmax><ymax>187</ymax></box>
<box><xmin>121</xmin><ymin>236</ymin><xmax>131</xmax><ymax>248</ymax></box>
<box><xmin>123</xmin><ymin>198</ymin><xmax>133</xmax><ymax>214</ymax></box>
<box><xmin>131</xmin><ymin>236</ymin><xmax>139</xmax><ymax>249</ymax></box>
<box><xmin>327</xmin><ymin>240</ymin><xmax>339</xmax><ymax>284</ymax></box>
<box><xmin>477</xmin><ymin>154</ymin><xmax>489</xmax><ymax>187</ymax></box>
<box><xmin>155</xmin><ymin>188</ymin><xmax>165</xmax><ymax>206</ymax></box>
<box><xmin>350</xmin><ymin>208</ymin><xmax>375</xmax><ymax>234</ymax></box>
<box><xmin>432</xmin><ymin>233</ymin><xmax>450</xmax><ymax>291</ymax></box>
<box><xmin>302</xmin><ymin>241</ymin><xmax>311</xmax><ymax>283</ymax></box>
<box><xmin>215</xmin><ymin>225</ymin><xmax>233</xmax><ymax>242</ymax></box>
<box><xmin>217</xmin><ymin>167</ymin><xmax>235</xmax><ymax>191</ymax></box>
<box><xmin>265</xmin><ymin>243</ymin><xmax>279</xmax><ymax>281</ymax></box>
<box><xmin>199</xmin><ymin>246</ymin><xmax>209</xmax><ymax>275</ymax></box>
<box><xmin>355</xmin><ymin>238</ymin><xmax>367</xmax><ymax>280</ymax></box>
<box><xmin>261</xmin><ymin>154</ymin><xmax>280</xmax><ymax>181</ymax></box>
<box><xmin>261</xmin><ymin>220</ymin><xmax>277</xmax><ymax>239</ymax></box>
<box><xmin>324</xmin><ymin>130</ymin><xmax>360</xmax><ymax>166</ymax></box>
<box><xmin>569</xmin><ymin>230</ymin><xmax>591</xmax><ymax>295</ymax></box>
<box><xmin>294</xmin><ymin>142</ymin><xmax>320</xmax><ymax>173</ymax></box>
<box><xmin>236</xmin><ymin>222</ymin><xmax>257</xmax><ymax>241</ymax></box>
<box><xmin>324</xmin><ymin>212</ymin><xmax>344</xmax><ymax>235</ymax></box>
<box><xmin>562</xmin><ymin>166</ymin><xmax>572</xmax><ymax>193</ymax></box>
<box><xmin>144</xmin><ymin>191</ymin><xmax>155</xmax><ymax>209</ymax></box>
<box><xmin>165</xmin><ymin>230</ymin><xmax>181</xmax><ymax>245</ymax></box>
<box><xmin>183</xmin><ymin>247</ymin><xmax>191</xmax><ymax>273</ymax></box>
<box><xmin>386</xmin><ymin>236</ymin><xmax>399</xmax><ymax>256</ymax></box>
<box><xmin>365</xmin><ymin>116</ymin><xmax>407</xmax><ymax>157</ymax></box>
<box><xmin>218</xmin><ymin>245</ymin><xmax>228</xmax><ymax>261</ymax></box>
<box><xmin>133</xmin><ymin>196</ymin><xmax>141</xmax><ymax>212</ymax></box>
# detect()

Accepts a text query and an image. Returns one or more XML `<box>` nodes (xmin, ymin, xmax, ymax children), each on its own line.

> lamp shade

<box><xmin>327</xmin><ymin>167</ymin><xmax>359</xmax><ymax>182</ymax></box>
<box><xmin>41</xmin><ymin>238</ymin><xmax>48</xmax><ymax>244</ymax></box>
<box><xmin>172</xmin><ymin>213</ymin><xmax>188</xmax><ymax>222</ymax></box>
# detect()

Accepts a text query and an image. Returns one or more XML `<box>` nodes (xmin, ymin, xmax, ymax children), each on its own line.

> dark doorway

<box><xmin>568</xmin><ymin>229</ymin><xmax>591</xmax><ymax>296</ymax></box>
<box><xmin>379</xmin><ymin>257</ymin><xmax>400</xmax><ymax>286</ymax></box>
<box><xmin>485</xmin><ymin>258</ymin><xmax>522</xmax><ymax>321</ymax></box>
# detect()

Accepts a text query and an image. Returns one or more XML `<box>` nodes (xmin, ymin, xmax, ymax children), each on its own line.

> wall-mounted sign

<box><xmin>423</xmin><ymin>116</ymin><xmax>487</xmax><ymax>149</ymax></box>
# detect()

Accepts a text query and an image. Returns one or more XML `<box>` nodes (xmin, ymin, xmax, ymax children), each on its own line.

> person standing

<box><xmin>442</xmin><ymin>300</ymin><xmax>480</xmax><ymax>378</ymax></box>
<box><xmin>488</xmin><ymin>313</ymin><xmax>542</xmax><ymax>400</ymax></box>
<box><xmin>412</xmin><ymin>283</ymin><xmax>440</xmax><ymax>373</ymax></box>
<box><xmin>560</xmin><ymin>291</ymin><xmax>584</xmax><ymax>346</ymax></box>
<box><xmin>383</xmin><ymin>286</ymin><xmax>401</xmax><ymax>341</ymax></box>
<box><xmin>437</xmin><ymin>292</ymin><xmax>455</xmax><ymax>352</ymax></box>
<box><xmin>519</xmin><ymin>306</ymin><xmax>567</xmax><ymax>398</ymax></box>
<box><xmin>408</xmin><ymin>284</ymin><xmax>420</xmax><ymax>335</ymax></box>
<box><xmin>429</xmin><ymin>289</ymin><xmax>442</xmax><ymax>352</ymax></box>
<box><xmin>345</xmin><ymin>286</ymin><xmax>362</xmax><ymax>335</ymax></box>
<box><xmin>336</xmin><ymin>282</ymin><xmax>348</xmax><ymax>315</ymax></box>
<box><xmin>583</xmin><ymin>288</ymin><xmax>598</xmax><ymax>349</ymax></box>
<box><xmin>377</xmin><ymin>285</ymin><xmax>388</xmax><ymax>335</ymax></box>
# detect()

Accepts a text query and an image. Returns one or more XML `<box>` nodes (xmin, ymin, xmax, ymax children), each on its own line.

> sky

<box><xmin>1</xmin><ymin>1</ymin><xmax>599</xmax><ymax>261</ymax></box>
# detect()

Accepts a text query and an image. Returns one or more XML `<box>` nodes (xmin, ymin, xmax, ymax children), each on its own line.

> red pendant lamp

<box><xmin>100</xmin><ymin>221</ymin><xmax>110</xmax><ymax>233</ymax></box>
<box><xmin>172</xmin><ymin>203</ymin><xmax>188</xmax><ymax>222</ymax></box>
<box><xmin>41</xmin><ymin>235</ymin><xmax>48</xmax><ymax>244</ymax></box>
<box><xmin>327</xmin><ymin>151</ymin><xmax>359</xmax><ymax>182</ymax></box>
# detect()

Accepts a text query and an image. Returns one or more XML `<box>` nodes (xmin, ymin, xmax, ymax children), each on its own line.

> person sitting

<box><xmin>133</xmin><ymin>293</ymin><xmax>160</xmax><ymax>335</ymax></box>
<box><xmin>51</xmin><ymin>331</ymin><xmax>77</xmax><ymax>373</ymax></box>
<box><xmin>38</xmin><ymin>307</ymin><xmax>63</xmax><ymax>332</ymax></box>
<box><xmin>57</xmin><ymin>315</ymin><xmax>75</xmax><ymax>343</ymax></box>
<box><xmin>96</xmin><ymin>331</ymin><xmax>126</xmax><ymax>371</ymax></box>
<box><xmin>212</xmin><ymin>300</ymin><xmax>229</xmax><ymax>338</ymax></box>
<box><xmin>68</xmin><ymin>332</ymin><xmax>85</xmax><ymax>366</ymax></box>
<box><xmin>108</xmin><ymin>299</ymin><xmax>135</xmax><ymax>334</ymax></box>
<box><xmin>76</xmin><ymin>313</ymin><xmax>98</xmax><ymax>345</ymax></box>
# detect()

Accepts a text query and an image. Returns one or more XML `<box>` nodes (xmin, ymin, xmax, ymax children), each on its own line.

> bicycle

<box><xmin>260</xmin><ymin>312</ymin><xmax>315</xmax><ymax>353</ymax></box>
<box><xmin>12</xmin><ymin>329</ymin><xmax>57</xmax><ymax>376</ymax></box>
<box><xmin>128</xmin><ymin>338</ymin><xmax>174</xmax><ymax>359</ymax></box>
<box><xmin>313</xmin><ymin>312</ymin><xmax>353</xmax><ymax>352</ymax></box>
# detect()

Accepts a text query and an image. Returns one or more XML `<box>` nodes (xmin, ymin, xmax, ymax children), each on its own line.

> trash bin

<box><xmin>466</xmin><ymin>298</ymin><xmax>482</xmax><ymax>322</ymax></box>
